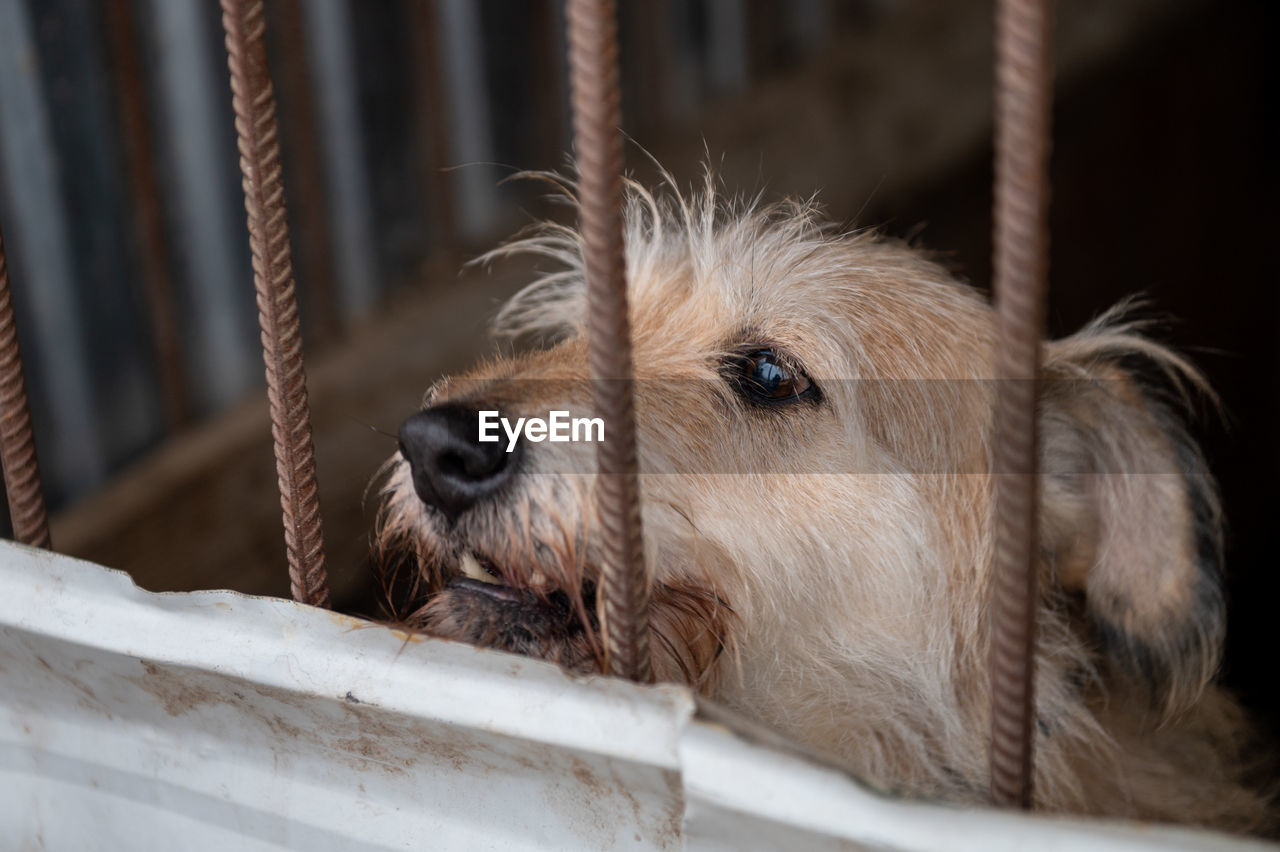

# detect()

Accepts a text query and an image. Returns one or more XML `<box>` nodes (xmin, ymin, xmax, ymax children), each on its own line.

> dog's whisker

<box><xmin>352</xmin><ymin>418</ymin><xmax>399</xmax><ymax>440</ymax></box>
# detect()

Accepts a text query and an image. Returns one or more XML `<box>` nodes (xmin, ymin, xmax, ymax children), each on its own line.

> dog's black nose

<box><xmin>398</xmin><ymin>404</ymin><xmax>520</xmax><ymax>522</ymax></box>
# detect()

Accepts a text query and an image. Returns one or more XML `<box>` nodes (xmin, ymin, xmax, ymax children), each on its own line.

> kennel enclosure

<box><xmin>0</xmin><ymin>0</ymin><xmax>1273</xmax><ymax>848</ymax></box>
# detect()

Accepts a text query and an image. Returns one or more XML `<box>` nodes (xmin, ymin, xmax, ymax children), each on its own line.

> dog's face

<box><xmin>374</xmin><ymin>190</ymin><xmax>1000</xmax><ymax>682</ymax></box>
<box><xmin>373</xmin><ymin>180</ymin><xmax>1257</xmax><ymax>823</ymax></box>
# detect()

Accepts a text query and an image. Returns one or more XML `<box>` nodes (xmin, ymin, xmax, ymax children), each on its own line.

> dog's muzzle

<box><xmin>398</xmin><ymin>404</ymin><xmax>522</xmax><ymax>522</ymax></box>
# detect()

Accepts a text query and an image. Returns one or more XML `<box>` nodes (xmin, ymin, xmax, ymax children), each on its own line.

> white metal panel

<box><xmin>0</xmin><ymin>544</ymin><xmax>687</xmax><ymax>850</ymax></box>
<box><xmin>678</xmin><ymin>721</ymin><xmax>1274</xmax><ymax>852</ymax></box>
<box><xmin>0</xmin><ymin>543</ymin><xmax>1272</xmax><ymax>851</ymax></box>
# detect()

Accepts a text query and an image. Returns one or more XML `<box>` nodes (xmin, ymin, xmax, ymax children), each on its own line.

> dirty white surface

<box><xmin>0</xmin><ymin>542</ymin><xmax>1272</xmax><ymax>851</ymax></box>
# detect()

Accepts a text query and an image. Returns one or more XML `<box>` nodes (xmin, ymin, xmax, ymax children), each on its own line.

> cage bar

<box><xmin>0</xmin><ymin>224</ymin><xmax>51</xmax><ymax>549</ymax></box>
<box><xmin>988</xmin><ymin>0</ymin><xmax>1054</xmax><ymax>809</ymax></box>
<box><xmin>565</xmin><ymin>0</ymin><xmax>652</xmax><ymax>682</ymax></box>
<box><xmin>220</xmin><ymin>0</ymin><xmax>330</xmax><ymax>608</ymax></box>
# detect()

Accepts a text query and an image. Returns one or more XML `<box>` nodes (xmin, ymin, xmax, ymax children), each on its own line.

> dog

<box><xmin>371</xmin><ymin>170</ymin><xmax>1273</xmax><ymax>832</ymax></box>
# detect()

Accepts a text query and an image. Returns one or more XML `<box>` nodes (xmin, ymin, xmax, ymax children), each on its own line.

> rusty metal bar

<box><xmin>566</xmin><ymin>0</ymin><xmax>652</xmax><ymax>682</ymax></box>
<box><xmin>103</xmin><ymin>0</ymin><xmax>191</xmax><ymax>429</ymax></box>
<box><xmin>0</xmin><ymin>224</ymin><xmax>51</xmax><ymax>549</ymax></box>
<box><xmin>988</xmin><ymin>0</ymin><xmax>1053</xmax><ymax>809</ymax></box>
<box><xmin>220</xmin><ymin>0</ymin><xmax>329</xmax><ymax>608</ymax></box>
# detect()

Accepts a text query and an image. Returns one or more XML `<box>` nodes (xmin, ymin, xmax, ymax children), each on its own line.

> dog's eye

<box><xmin>728</xmin><ymin>349</ymin><xmax>818</xmax><ymax>405</ymax></box>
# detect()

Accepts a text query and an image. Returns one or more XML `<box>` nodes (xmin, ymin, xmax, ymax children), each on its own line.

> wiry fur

<box><xmin>372</xmin><ymin>168</ymin><xmax>1274</xmax><ymax>833</ymax></box>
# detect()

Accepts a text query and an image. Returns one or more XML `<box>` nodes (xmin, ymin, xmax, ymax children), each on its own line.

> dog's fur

<box><xmin>372</xmin><ymin>171</ymin><xmax>1273</xmax><ymax>832</ymax></box>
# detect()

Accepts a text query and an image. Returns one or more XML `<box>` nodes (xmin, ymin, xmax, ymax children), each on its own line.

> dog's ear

<box><xmin>1037</xmin><ymin>313</ymin><xmax>1223</xmax><ymax>717</ymax></box>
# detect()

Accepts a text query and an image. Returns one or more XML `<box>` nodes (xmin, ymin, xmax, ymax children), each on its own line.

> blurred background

<box><xmin>0</xmin><ymin>0</ymin><xmax>1275</xmax><ymax>732</ymax></box>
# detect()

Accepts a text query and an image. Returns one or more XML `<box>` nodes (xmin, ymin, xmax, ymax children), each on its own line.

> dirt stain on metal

<box><xmin>137</xmin><ymin>660</ymin><xmax>223</xmax><ymax>717</ymax></box>
<box><xmin>547</xmin><ymin>756</ymin><xmax>682</xmax><ymax>849</ymax></box>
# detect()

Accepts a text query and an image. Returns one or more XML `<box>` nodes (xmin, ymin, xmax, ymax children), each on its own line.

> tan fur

<box><xmin>372</xmin><ymin>169</ymin><xmax>1274</xmax><ymax>833</ymax></box>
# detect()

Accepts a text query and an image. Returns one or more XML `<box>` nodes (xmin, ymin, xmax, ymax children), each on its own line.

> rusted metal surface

<box><xmin>268</xmin><ymin>0</ymin><xmax>342</xmax><ymax>346</ymax></box>
<box><xmin>103</xmin><ymin>0</ymin><xmax>191</xmax><ymax>429</ymax></box>
<box><xmin>220</xmin><ymin>0</ymin><xmax>329</xmax><ymax>608</ymax></box>
<box><xmin>566</xmin><ymin>0</ymin><xmax>652</xmax><ymax>682</ymax></box>
<box><xmin>0</xmin><ymin>226</ymin><xmax>51</xmax><ymax>549</ymax></box>
<box><xmin>988</xmin><ymin>0</ymin><xmax>1053</xmax><ymax>810</ymax></box>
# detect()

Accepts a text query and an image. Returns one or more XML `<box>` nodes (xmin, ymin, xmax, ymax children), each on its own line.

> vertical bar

<box><xmin>665</xmin><ymin>2</ymin><xmax>702</xmax><ymax>122</ymax></box>
<box><xmin>269</xmin><ymin>0</ymin><xmax>342</xmax><ymax>344</ymax></box>
<box><xmin>299</xmin><ymin>0</ymin><xmax>379</xmax><ymax>318</ymax></box>
<box><xmin>436</xmin><ymin>0</ymin><xmax>500</xmax><ymax>242</ymax></box>
<box><xmin>0</xmin><ymin>225</ymin><xmax>51</xmax><ymax>548</ymax></box>
<box><xmin>0</xmin><ymin>0</ymin><xmax>106</xmax><ymax>498</ymax></box>
<box><xmin>221</xmin><ymin>0</ymin><xmax>330</xmax><ymax>608</ymax></box>
<box><xmin>705</xmin><ymin>0</ymin><xmax>749</xmax><ymax>96</ymax></box>
<box><xmin>624</xmin><ymin>0</ymin><xmax>671</xmax><ymax>132</ymax></box>
<box><xmin>406</xmin><ymin>0</ymin><xmax>459</xmax><ymax>251</ymax></box>
<box><xmin>529</xmin><ymin>0</ymin><xmax>569</xmax><ymax>168</ymax></box>
<box><xmin>783</xmin><ymin>0</ymin><xmax>827</xmax><ymax>54</ymax></box>
<box><xmin>147</xmin><ymin>0</ymin><xmax>259</xmax><ymax>413</ymax></box>
<box><xmin>566</xmin><ymin>0</ymin><xmax>652</xmax><ymax>682</ymax></box>
<box><xmin>988</xmin><ymin>0</ymin><xmax>1053</xmax><ymax>810</ymax></box>
<box><xmin>104</xmin><ymin>0</ymin><xmax>191</xmax><ymax>428</ymax></box>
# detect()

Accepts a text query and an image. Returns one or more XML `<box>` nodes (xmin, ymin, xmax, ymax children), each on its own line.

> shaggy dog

<box><xmin>372</xmin><ymin>172</ymin><xmax>1273</xmax><ymax>832</ymax></box>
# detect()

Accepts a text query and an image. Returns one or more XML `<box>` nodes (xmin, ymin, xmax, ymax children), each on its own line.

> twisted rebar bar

<box><xmin>989</xmin><ymin>0</ymin><xmax>1054</xmax><ymax>810</ymax></box>
<box><xmin>221</xmin><ymin>0</ymin><xmax>329</xmax><ymax>608</ymax></box>
<box><xmin>0</xmin><ymin>225</ymin><xmax>51</xmax><ymax>549</ymax></box>
<box><xmin>566</xmin><ymin>0</ymin><xmax>652</xmax><ymax>682</ymax></box>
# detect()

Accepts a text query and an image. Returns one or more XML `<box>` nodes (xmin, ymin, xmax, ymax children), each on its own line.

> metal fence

<box><xmin>0</xmin><ymin>0</ymin><xmax>1051</xmax><ymax>809</ymax></box>
<box><xmin>0</xmin><ymin>0</ymin><xmax>838</xmax><ymax>509</ymax></box>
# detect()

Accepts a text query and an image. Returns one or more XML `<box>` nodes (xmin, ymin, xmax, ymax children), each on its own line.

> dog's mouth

<box><xmin>448</xmin><ymin>550</ymin><xmax>586</xmax><ymax>605</ymax></box>
<box><xmin>454</xmin><ymin>551</ymin><xmax>507</xmax><ymax>587</ymax></box>
<box><xmin>395</xmin><ymin>543</ymin><xmax>603</xmax><ymax>672</ymax></box>
<box><xmin>453</xmin><ymin>551</ymin><xmax>551</xmax><ymax>596</ymax></box>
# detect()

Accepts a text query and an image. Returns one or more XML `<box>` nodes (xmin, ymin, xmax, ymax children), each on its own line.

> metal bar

<box><xmin>269</xmin><ymin>0</ymin><xmax>342</xmax><ymax>345</ymax></box>
<box><xmin>665</xmin><ymin>2</ymin><xmax>702</xmax><ymax>122</ymax></box>
<box><xmin>436</xmin><ymin>0</ymin><xmax>500</xmax><ymax>243</ymax></box>
<box><xmin>406</xmin><ymin>0</ymin><xmax>459</xmax><ymax>251</ymax></box>
<box><xmin>624</xmin><ymin>0</ymin><xmax>671</xmax><ymax>132</ymax></box>
<box><xmin>103</xmin><ymin>0</ymin><xmax>191</xmax><ymax>429</ymax></box>
<box><xmin>298</xmin><ymin>0</ymin><xmax>379</xmax><ymax>318</ymax></box>
<box><xmin>706</xmin><ymin>0</ymin><xmax>749</xmax><ymax>96</ymax></box>
<box><xmin>565</xmin><ymin>0</ymin><xmax>652</xmax><ymax>682</ymax></box>
<box><xmin>0</xmin><ymin>224</ymin><xmax>51</xmax><ymax>548</ymax></box>
<box><xmin>0</xmin><ymin>0</ymin><xmax>105</xmax><ymax>498</ymax></box>
<box><xmin>147</xmin><ymin>0</ymin><xmax>259</xmax><ymax>413</ymax></box>
<box><xmin>782</xmin><ymin>0</ymin><xmax>827</xmax><ymax>53</ymax></box>
<box><xmin>530</xmin><ymin>0</ymin><xmax>569</xmax><ymax>168</ymax></box>
<box><xmin>988</xmin><ymin>0</ymin><xmax>1053</xmax><ymax>810</ymax></box>
<box><xmin>220</xmin><ymin>0</ymin><xmax>329</xmax><ymax>608</ymax></box>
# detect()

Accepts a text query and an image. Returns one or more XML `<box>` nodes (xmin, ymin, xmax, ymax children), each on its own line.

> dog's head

<box><xmin>372</xmin><ymin>174</ymin><xmax>1225</xmax><ymax>780</ymax></box>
